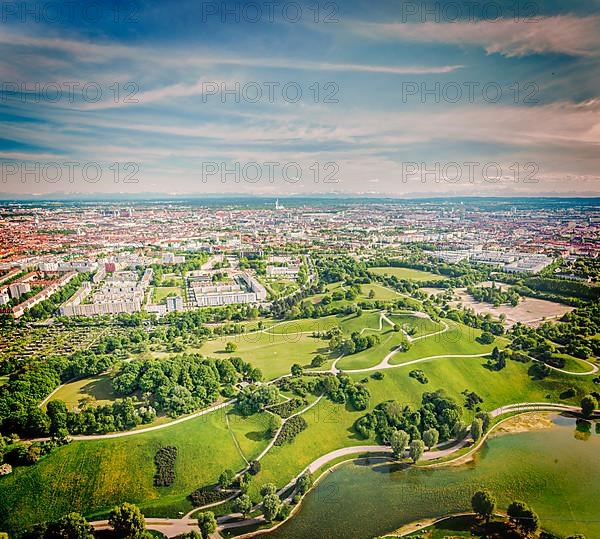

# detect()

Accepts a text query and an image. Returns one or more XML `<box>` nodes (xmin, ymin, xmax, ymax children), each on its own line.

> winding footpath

<box><xmin>99</xmin><ymin>401</ymin><xmax>596</xmax><ymax>538</ymax></box>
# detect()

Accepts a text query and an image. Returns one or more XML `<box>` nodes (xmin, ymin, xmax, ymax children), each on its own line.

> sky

<box><xmin>0</xmin><ymin>0</ymin><xmax>599</xmax><ymax>197</ymax></box>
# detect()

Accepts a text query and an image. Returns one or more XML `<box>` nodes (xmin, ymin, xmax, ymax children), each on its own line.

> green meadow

<box><xmin>369</xmin><ymin>266</ymin><xmax>445</xmax><ymax>281</ymax></box>
<box><xmin>0</xmin><ymin>408</ymin><xmax>271</xmax><ymax>532</ymax></box>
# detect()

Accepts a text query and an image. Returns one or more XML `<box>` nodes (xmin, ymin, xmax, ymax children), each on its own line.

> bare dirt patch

<box><xmin>452</xmin><ymin>286</ymin><xmax>572</xmax><ymax>327</ymax></box>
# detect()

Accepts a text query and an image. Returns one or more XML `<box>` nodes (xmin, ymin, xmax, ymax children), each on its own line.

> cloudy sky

<box><xmin>0</xmin><ymin>0</ymin><xmax>599</xmax><ymax>196</ymax></box>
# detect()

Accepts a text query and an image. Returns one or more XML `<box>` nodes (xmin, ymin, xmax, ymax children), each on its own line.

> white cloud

<box><xmin>349</xmin><ymin>16</ymin><xmax>600</xmax><ymax>57</ymax></box>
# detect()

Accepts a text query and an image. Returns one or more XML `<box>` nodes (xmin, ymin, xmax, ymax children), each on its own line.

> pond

<box><xmin>267</xmin><ymin>415</ymin><xmax>600</xmax><ymax>539</ymax></box>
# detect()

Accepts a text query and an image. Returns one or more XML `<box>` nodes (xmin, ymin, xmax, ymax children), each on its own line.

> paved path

<box><xmin>67</xmin><ymin>399</ymin><xmax>235</xmax><ymax>440</ymax></box>
<box><xmin>207</xmin><ymin>401</ymin><xmax>591</xmax><ymax>535</ymax></box>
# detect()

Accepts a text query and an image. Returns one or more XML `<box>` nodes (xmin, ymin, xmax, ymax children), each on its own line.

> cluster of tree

<box><xmin>23</xmin><ymin>502</ymin><xmax>152</xmax><ymax>539</ymax></box>
<box><xmin>21</xmin><ymin>273</ymin><xmax>89</xmax><ymax>322</ymax></box>
<box><xmin>471</xmin><ymin>490</ymin><xmax>541</xmax><ymax>537</ymax></box>
<box><xmin>317</xmin><ymin>374</ymin><xmax>370</xmax><ymax>411</ymax></box>
<box><xmin>462</xmin><ymin>389</ymin><xmax>484</xmax><ymax>411</ymax></box>
<box><xmin>153</xmin><ymin>445</ymin><xmax>177</xmax><ymax>487</ymax></box>
<box><xmin>188</xmin><ymin>485</ymin><xmax>232</xmax><ymax>507</ymax></box>
<box><xmin>273</xmin><ymin>415</ymin><xmax>308</xmax><ymax>446</ymax></box>
<box><xmin>268</xmin><ymin>397</ymin><xmax>307</xmax><ymax>418</ymax></box>
<box><xmin>236</xmin><ymin>384</ymin><xmax>280</xmax><ymax>416</ymax></box>
<box><xmin>315</xmin><ymin>256</ymin><xmax>371</xmax><ymax>284</ymax></box>
<box><xmin>329</xmin><ymin>331</ymin><xmax>380</xmax><ymax>356</ymax></box>
<box><xmin>270</xmin><ymin>282</ymin><xmax>322</xmax><ymax>319</ymax></box>
<box><xmin>444</xmin><ymin>309</ymin><xmax>505</xmax><ymax>335</ymax></box>
<box><xmin>112</xmin><ymin>354</ymin><xmax>256</xmax><ymax>418</ymax></box>
<box><xmin>276</xmin><ymin>375</ymin><xmax>321</xmax><ymax>398</ymax></box>
<box><xmin>467</xmin><ymin>283</ymin><xmax>520</xmax><ymax>307</ymax></box>
<box><xmin>537</xmin><ymin>302</ymin><xmax>600</xmax><ymax>359</ymax></box>
<box><xmin>522</xmin><ymin>276</ymin><xmax>600</xmax><ymax>302</ymax></box>
<box><xmin>409</xmin><ymin>369</ymin><xmax>428</xmax><ymax>384</ymax></box>
<box><xmin>354</xmin><ymin>390</ymin><xmax>463</xmax><ymax>443</ymax></box>
<box><xmin>2</xmin><ymin>438</ymin><xmax>58</xmax><ymax>469</ymax></box>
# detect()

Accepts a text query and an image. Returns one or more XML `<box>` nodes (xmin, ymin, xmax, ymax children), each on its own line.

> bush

<box><xmin>371</xmin><ymin>371</ymin><xmax>385</xmax><ymax>380</ymax></box>
<box><xmin>268</xmin><ymin>398</ymin><xmax>307</xmax><ymax>418</ymax></box>
<box><xmin>154</xmin><ymin>446</ymin><xmax>178</xmax><ymax>487</ymax></box>
<box><xmin>274</xmin><ymin>416</ymin><xmax>308</xmax><ymax>446</ymax></box>
<box><xmin>248</xmin><ymin>460</ymin><xmax>261</xmax><ymax>475</ymax></box>
<box><xmin>188</xmin><ymin>486</ymin><xmax>231</xmax><ymax>507</ymax></box>
<box><xmin>408</xmin><ymin>370</ymin><xmax>428</xmax><ymax>384</ymax></box>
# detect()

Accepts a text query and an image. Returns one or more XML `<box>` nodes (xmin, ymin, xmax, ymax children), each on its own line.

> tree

<box><xmin>108</xmin><ymin>502</ymin><xmax>146</xmax><ymax>539</ymax></box>
<box><xmin>234</xmin><ymin>494</ymin><xmax>252</xmax><ymax>517</ymax></box>
<box><xmin>471</xmin><ymin>490</ymin><xmax>496</xmax><ymax>523</ymax></box>
<box><xmin>268</xmin><ymin>414</ymin><xmax>281</xmax><ymax>438</ymax></box>
<box><xmin>224</xmin><ymin>341</ymin><xmax>237</xmax><ymax>353</ymax></box>
<box><xmin>218</xmin><ymin>468</ymin><xmax>235</xmax><ymax>488</ymax></box>
<box><xmin>478</xmin><ymin>331</ymin><xmax>495</xmax><ymax>345</ymax></box>
<box><xmin>46</xmin><ymin>512</ymin><xmax>94</xmax><ymax>538</ymax></box>
<box><xmin>390</xmin><ymin>429</ymin><xmax>409</xmax><ymax>459</ymax></box>
<box><xmin>295</xmin><ymin>471</ymin><xmax>313</xmax><ymax>495</ymax></box>
<box><xmin>291</xmin><ymin>363</ymin><xmax>303</xmax><ymax>377</ymax></box>
<box><xmin>581</xmin><ymin>394</ymin><xmax>597</xmax><ymax>418</ymax></box>
<box><xmin>248</xmin><ymin>460</ymin><xmax>261</xmax><ymax>475</ymax></box>
<box><xmin>262</xmin><ymin>493</ymin><xmax>282</xmax><ymax>522</ymax></box>
<box><xmin>310</xmin><ymin>355</ymin><xmax>326</xmax><ymax>368</ymax></box>
<box><xmin>409</xmin><ymin>439</ymin><xmax>425</xmax><ymax>463</ymax></box>
<box><xmin>507</xmin><ymin>501</ymin><xmax>539</xmax><ymax>536</ymax></box>
<box><xmin>46</xmin><ymin>400</ymin><xmax>68</xmax><ymax>438</ymax></box>
<box><xmin>260</xmin><ymin>482</ymin><xmax>277</xmax><ymax>497</ymax></box>
<box><xmin>197</xmin><ymin>511</ymin><xmax>217</xmax><ymax>539</ymax></box>
<box><xmin>422</xmin><ymin>428</ymin><xmax>439</xmax><ymax>450</ymax></box>
<box><xmin>470</xmin><ymin>418</ymin><xmax>483</xmax><ymax>442</ymax></box>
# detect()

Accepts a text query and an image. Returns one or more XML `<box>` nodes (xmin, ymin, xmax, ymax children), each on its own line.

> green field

<box><xmin>201</xmin><ymin>311</ymin><xmax>393</xmax><ymax>378</ymax></box>
<box><xmin>0</xmin><ymin>407</ymin><xmax>271</xmax><ymax>532</ymax></box>
<box><xmin>48</xmin><ymin>374</ymin><xmax>117</xmax><ymax>410</ymax></box>
<box><xmin>369</xmin><ymin>267</ymin><xmax>445</xmax><ymax>281</ymax></box>
<box><xmin>200</xmin><ymin>329</ymin><xmax>333</xmax><ymax>379</ymax></box>
<box><xmin>153</xmin><ymin>286</ymin><xmax>183</xmax><ymax>303</ymax></box>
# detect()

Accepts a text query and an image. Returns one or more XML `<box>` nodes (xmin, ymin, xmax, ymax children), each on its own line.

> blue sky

<box><xmin>0</xmin><ymin>0</ymin><xmax>599</xmax><ymax>196</ymax></box>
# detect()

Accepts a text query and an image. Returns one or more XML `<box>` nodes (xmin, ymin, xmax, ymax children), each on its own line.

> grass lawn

<box><xmin>48</xmin><ymin>373</ymin><xmax>117</xmax><ymax>410</ymax></box>
<box><xmin>153</xmin><ymin>286</ymin><xmax>183</xmax><ymax>303</ymax></box>
<box><xmin>388</xmin><ymin>321</ymin><xmax>509</xmax><ymax>366</ymax></box>
<box><xmin>387</xmin><ymin>312</ymin><xmax>444</xmax><ymax>337</ymax></box>
<box><xmin>369</xmin><ymin>267</ymin><xmax>445</xmax><ymax>282</ymax></box>
<box><xmin>358</xmin><ymin>283</ymin><xmax>401</xmax><ymax>301</ymax></box>
<box><xmin>0</xmin><ymin>407</ymin><xmax>271</xmax><ymax>533</ymax></box>
<box><xmin>200</xmin><ymin>331</ymin><xmax>333</xmax><ymax>379</ymax></box>
<box><xmin>245</xmin><ymin>397</ymin><xmax>366</xmax><ymax>502</ymax></box>
<box><xmin>201</xmin><ymin>312</ymin><xmax>395</xmax><ymax>379</ymax></box>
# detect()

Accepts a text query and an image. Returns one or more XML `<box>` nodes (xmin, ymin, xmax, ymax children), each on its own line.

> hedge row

<box><xmin>274</xmin><ymin>416</ymin><xmax>308</xmax><ymax>446</ymax></box>
<box><xmin>154</xmin><ymin>446</ymin><xmax>178</xmax><ymax>487</ymax></box>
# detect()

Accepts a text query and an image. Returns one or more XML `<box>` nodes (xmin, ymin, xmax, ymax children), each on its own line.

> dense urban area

<box><xmin>0</xmin><ymin>197</ymin><xmax>598</xmax><ymax>539</ymax></box>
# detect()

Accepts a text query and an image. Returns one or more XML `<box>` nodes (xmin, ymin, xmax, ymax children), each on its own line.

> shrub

<box><xmin>188</xmin><ymin>486</ymin><xmax>231</xmax><ymax>507</ymax></box>
<box><xmin>274</xmin><ymin>416</ymin><xmax>308</xmax><ymax>446</ymax></box>
<box><xmin>154</xmin><ymin>446</ymin><xmax>178</xmax><ymax>487</ymax></box>
<box><xmin>409</xmin><ymin>369</ymin><xmax>428</xmax><ymax>384</ymax></box>
<box><xmin>268</xmin><ymin>398</ymin><xmax>307</xmax><ymax>418</ymax></box>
